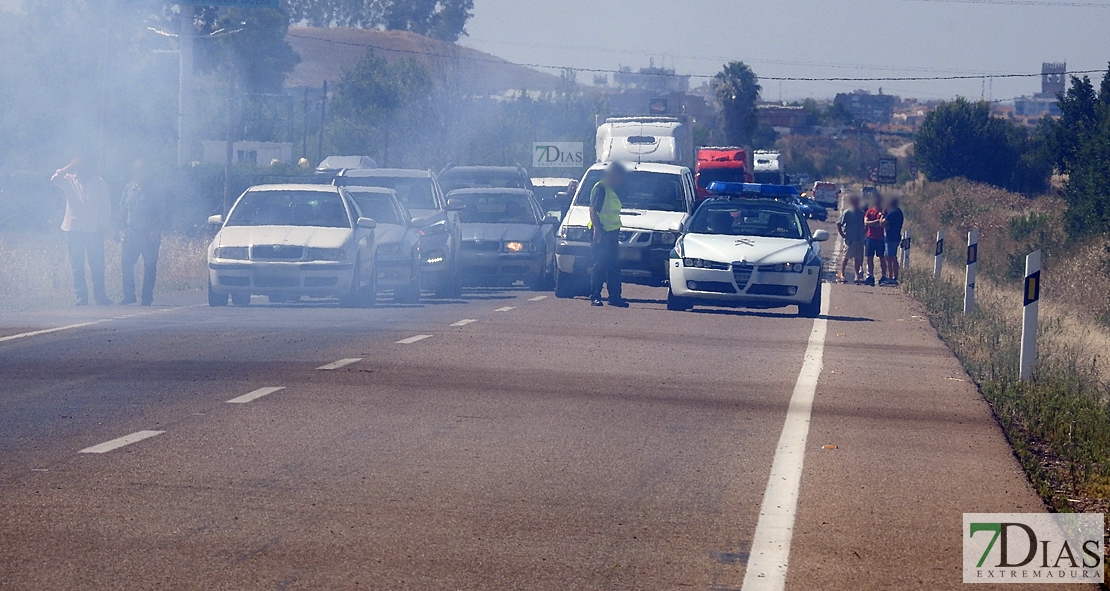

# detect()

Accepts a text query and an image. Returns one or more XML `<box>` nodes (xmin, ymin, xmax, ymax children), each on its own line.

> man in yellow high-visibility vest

<box><xmin>588</xmin><ymin>162</ymin><xmax>628</xmax><ymax>307</ymax></box>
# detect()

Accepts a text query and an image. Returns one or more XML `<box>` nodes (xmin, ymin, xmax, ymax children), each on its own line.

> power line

<box><xmin>286</xmin><ymin>32</ymin><xmax>1103</xmax><ymax>83</ymax></box>
<box><xmin>902</xmin><ymin>0</ymin><xmax>1110</xmax><ymax>7</ymax></box>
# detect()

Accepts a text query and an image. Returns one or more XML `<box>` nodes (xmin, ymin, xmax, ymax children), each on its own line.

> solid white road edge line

<box><xmin>396</xmin><ymin>334</ymin><xmax>432</xmax><ymax>344</ymax></box>
<box><xmin>451</xmin><ymin>319</ymin><xmax>478</xmax><ymax>327</ymax></box>
<box><xmin>316</xmin><ymin>358</ymin><xmax>363</xmax><ymax>370</ymax></box>
<box><xmin>0</xmin><ymin>305</ymin><xmax>196</xmax><ymax>344</ymax></box>
<box><xmin>494</xmin><ymin>306</ymin><xmax>516</xmax><ymax>312</ymax></box>
<box><xmin>78</xmin><ymin>430</ymin><xmax>165</xmax><ymax>454</ymax></box>
<box><xmin>527</xmin><ymin>295</ymin><xmax>547</xmax><ymax>301</ymax></box>
<box><xmin>226</xmin><ymin>386</ymin><xmax>285</xmax><ymax>404</ymax></box>
<box><xmin>740</xmin><ymin>281</ymin><xmax>831</xmax><ymax>591</ymax></box>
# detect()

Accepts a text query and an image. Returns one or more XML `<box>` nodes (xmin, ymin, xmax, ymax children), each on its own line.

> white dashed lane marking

<box><xmin>527</xmin><ymin>295</ymin><xmax>547</xmax><ymax>301</ymax></box>
<box><xmin>396</xmin><ymin>335</ymin><xmax>432</xmax><ymax>344</ymax></box>
<box><xmin>494</xmin><ymin>306</ymin><xmax>516</xmax><ymax>312</ymax></box>
<box><xmin>79</xmin><ymin>430</ymin><xmax>165</xmax><ymax>454</ymax></box>
<box><xmin>451</xmin><ymin>319</ymin><xmax>478</xmax><ymax>327</ymax></box>
<box><xmin>316</xmin><ymin>358</ymin><xmax>362</xmax><ymax>370</ymax></box>
<box><xmin>226</xmin><ymin>386</ymin><xmax>285</xmax><ymax>404</ymax></box>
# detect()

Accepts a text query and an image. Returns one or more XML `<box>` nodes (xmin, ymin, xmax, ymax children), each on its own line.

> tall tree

<box><xmin>287</xmin><ymin>0</ymin><xmax>474</xmax><ymax>42</ymax></box>
<box><xmin>194</xmin><ymin>6</ymin><xmax>300</xmax><ymax>93</ymax></box>
<box><xmin>711</xmin><ymin>61</ymin><xmax>761</xmax><ymax>146</ymax></box>
<box><xmin>1045</xmin><ymin>65</ymin><xmax>1110</xmax><ymax>236</ymax></box>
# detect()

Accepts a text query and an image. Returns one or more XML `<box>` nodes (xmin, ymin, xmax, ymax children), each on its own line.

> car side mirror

<box><xmin>357</xmin><ymin>217</ymin><xmax>377</xmax><ymax>230</ymax></box>
<box><xmin>445</xmin><ymin>199</ymin><xmax>465</xmax><ymax>212</ymax></box>
<box><xmin>207</xmin><ymin>214</ymin><xmax>223</xmax><ymax>225</ymax></box>
<box><xmin>410</xmin><ymin>216</ymin><xmax>430</xmax><ymax>228</ymax></box>
<box><xmin>812</xmin><ymin>229</ymin><xmax>830</xmax><ymax>242</ymax></box>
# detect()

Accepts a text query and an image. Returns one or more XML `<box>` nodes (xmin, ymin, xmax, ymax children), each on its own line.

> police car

<box><xmin>667</xmin><ymin>182</ymin><xmax>829</xmax><ymax>317</ymax></box>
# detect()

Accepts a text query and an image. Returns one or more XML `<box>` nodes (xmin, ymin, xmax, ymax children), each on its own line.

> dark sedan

<box><xmin>449</xmin><ymin>188</ymin><xmax>559</xmax><ymax>290</ymax></box>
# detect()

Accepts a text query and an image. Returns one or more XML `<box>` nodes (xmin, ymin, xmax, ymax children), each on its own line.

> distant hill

<box><xmin>285</xmin><ymin>27</ymin><xmax>564</xmax><ymax>95</ymax></box>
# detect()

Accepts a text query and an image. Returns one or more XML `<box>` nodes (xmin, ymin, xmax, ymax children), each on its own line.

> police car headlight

<box><xmin>561</xmin><ymin>226</ymin><xmax>590</xmax><ymax>241</ymax></box>
<box><xmin>683</xmin><ymin>258</ymin><xmax>729</xmax><ymax>270</ymax></box>
<box><xmin>214</xmin><ymin>247</ymin><xmax>249</xmax><ymax>260</ymax></box>
<box><xmin>653</xmin><ymin>231</ymin><xmax>678</xmax><ymax>245</ymax></box>
<box><xmin>777</xmin><ymin>263</ymin><xmax>804</xmax><ymax>273</ymax></box>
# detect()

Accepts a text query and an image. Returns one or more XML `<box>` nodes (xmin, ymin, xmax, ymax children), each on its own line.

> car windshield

<box><xmin>696</xmin><ymin>168</ymin><xmax>748</xmax><ymax>188</ymax></box>
<box><xmin>441</xmin><ymin>171</ymin><xmax>528</xmax><ymax>194</ymax></box>
<box><xmin>226</xmin><ymin>190</ymin><xmax>351</xmax><ymax>228</ymax></box>
<box><xmin>574</xmin><ymin>170</ymin><xmax>688</xmax><ymax>212</ymax></box>
<box><xmin>338</xmin><ymin>176</ymin><xmax>437</xmax><ymax>210</ymax></box>
<box><xmin>455</xmin><ymin>193</ymin><xmax>538</xmax><ymax>224</ymax></box>
<box><xmin>347</xmin><ymin>192</ymin><xmax>402</xmax><ymax>225</ymax></box>
<box><xmin>689</xmin><ymin>202</ymin><xmax>805</xmax><ymax>239</ymax></box>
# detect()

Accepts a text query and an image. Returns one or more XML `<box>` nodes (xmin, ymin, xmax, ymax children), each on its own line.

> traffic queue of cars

<box><xmin>205</xmin><ymin>162</ymin><xmax>836</xmax><ymax>316</ymax></box>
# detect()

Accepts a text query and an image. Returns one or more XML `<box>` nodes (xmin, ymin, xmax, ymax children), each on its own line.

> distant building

<box><xmin>612</xmin><ymin>59</ymin><xmax>690</xmax><ymax>95</ymax></box>
<box><xmin>1011</xmin><ymin>62</ymin><xmax>1065</xmax><ymax>119</ymax></box>
<box><xmin>757</xmin><ymin>104</ymin><xmax>808</xmax><ymax>131</ymax></box>
<box><xmin>833</xmin><ymin>89</ymin><xmax>899</xmax><ymax>125</ymax></box>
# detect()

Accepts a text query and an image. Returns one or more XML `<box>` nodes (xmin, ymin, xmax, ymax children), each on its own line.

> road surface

<box><xmin>0</xmin><ymin>228</ymin><xmax>1065</xmax><ymax>590</ymax></box>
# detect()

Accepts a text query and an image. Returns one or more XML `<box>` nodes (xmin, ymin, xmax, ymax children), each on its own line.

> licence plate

<box><xmin>619</xmin><ymin>249</ymin><xmax>641</xmax><ymax>262</ymax></box>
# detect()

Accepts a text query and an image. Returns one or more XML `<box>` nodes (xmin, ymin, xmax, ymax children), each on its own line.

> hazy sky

<box><xmin>464</xmin><ymin>0</ymin><xmax>1110</xmax><ymax>101</ymax></box>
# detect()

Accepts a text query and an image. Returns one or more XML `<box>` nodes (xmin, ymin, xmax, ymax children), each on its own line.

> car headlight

<box><xmin>503</xmin><ymin>241</ymin><xmax>535</xmax><ymax>253</ymax></box>
<box><xmin>682</xmin><ymin>258</ymin><xmax>730</xmax><ymax>270</ymax></box>
<box><xmin>761</xmin><ymin>262</ymin><xmax>805</xmax><ymax>273</ymax></box>
<box><xmin>652</xmin><ymin>231</ymin><xmax>678</xmax><ymax>245</ymax></box>
<box><xmin>214</xmin><ymin>246</ymin><xmax>248</xmax><ymax>260</ymax></box>
<box><xmin>560</xmin><ymin>226</ymin><xmax>590</xmax><ymax>242</ymax></box>
<box><xmin>306</xmin><ymin>247</ymin><xmax>347</xmax><ymax>261</ymax></box>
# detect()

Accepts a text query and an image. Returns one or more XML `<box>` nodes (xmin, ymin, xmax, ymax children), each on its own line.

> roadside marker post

<box><xmin>934</xmin><ymin>230</ymin><xmax>945</xmax><ymax>279</ymax></box>
<box><xmin>1020</xmin><ymin>250</ymin><xmax>1041</xmax><ymax>382</ymax></box>
<box><xmin>964</xmin><ymin>229</ymin><xmax>979</xmax><ymax>314</ymax></box>
<box><xmin>900</xmin><ymin>231</ymin><xmax>911</xmax><ymax>270</ymax></box>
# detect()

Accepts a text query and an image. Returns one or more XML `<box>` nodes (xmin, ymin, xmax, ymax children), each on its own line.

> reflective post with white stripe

<box><xmin>934</xmin><ymin>230</ymin><xmax>945</xmax><ymax>279</ymax></box>
<box><xmin>964</xmin><ymin>229</ymin><xmax>979</xmax><ymax>314</ymax></box>
<box><xmin>900</xmin><ymin>230</ymin><xmax>911</xmax><ymax>270</ymax></box>
<box><xmin>1020</xmin><ymin>250</ymin><xmax>1041</xmax><ymax>382</ymax></box>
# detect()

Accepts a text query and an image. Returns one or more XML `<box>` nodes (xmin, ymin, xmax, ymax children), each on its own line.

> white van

<box><xmin>595</xmin><ymin>116</ymin><xmax>694</xmax><ymax>169</ymax></box>
<box><xmin>554</xmin><ymin>162</ymin><xmax>696</xmax><ymax>297</ymax></box>
<box><xmin>811</xmin><ymin>182</ymin><xmax>841</xmax><ymax>208</ymax></box>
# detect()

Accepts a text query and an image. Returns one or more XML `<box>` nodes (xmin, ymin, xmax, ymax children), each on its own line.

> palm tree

<box><xmin>712</xmin><ymin>62</ymin><xmax>762</xmax><ymax>146</ymax></box>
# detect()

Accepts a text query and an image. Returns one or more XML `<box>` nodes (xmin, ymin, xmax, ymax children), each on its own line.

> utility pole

<box><xmin>177</xmin><ymin>5</ymin><xmax>195</xmax><ymax>166</ymax></box>
<box><xmin>223</xmin><ymin>76</ymin><xmax>236</xmax><ymax>216</ymax></box>
<box><xmin>317</xmin><ymin>81</ymin><xmax>327</xmax><ymax>164</ymax></box>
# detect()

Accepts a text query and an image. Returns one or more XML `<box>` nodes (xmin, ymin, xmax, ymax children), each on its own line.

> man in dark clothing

<box><xmin>881</xmin><ymin>197</ymin><xmax>904</xmax><ymax>286</ymax></box>
<box><xmin>589</xmin><ymin>163</ymin><xmax>628</xmax><ymax>307</ymax></box>
<box><xmin>118</xmin><ymin>159</ymin><xmax>168</xmax><ymax>305</ymax></box>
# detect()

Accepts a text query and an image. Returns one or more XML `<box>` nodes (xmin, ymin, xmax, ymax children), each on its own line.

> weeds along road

<box><xmin>0</xmin><ymin>220</ymin><xmax>1077</xmax><ymax>590</ymax></box>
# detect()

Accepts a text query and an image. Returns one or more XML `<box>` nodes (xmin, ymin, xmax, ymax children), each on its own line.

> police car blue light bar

<box><xmin>706</xmin><ymin>182</ymin><xmax>800</xmax><ymax>197</ymax></box>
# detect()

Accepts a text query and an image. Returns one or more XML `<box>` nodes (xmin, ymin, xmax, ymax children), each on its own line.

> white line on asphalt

<box><xmin>451</xmin><ymin>319</ymin><xmax>478</xmax><ymax>327</ymax></box>
<box><xmin>0</xmin><ymin>306</ymin><xmax>197</xmax><ymax>345</ymax></box>
<box><xmin>78</xmin><ymin>430</ymin><xmax>165</xmax><ymax>454</ymax></box>
<box><xmin>226</xmin><ymin>386</ymin><xmax>285</xmax><ymax>404</ymax></box>
<box><xmin>740</xmin><ymin>282</ymin><xmax>831</xmax><ymax>591</ymax></box>
<box><xmin>494</xmin><ymin>306</ymin><xmax>516</xmax><ymax>312</ymax></box>
<box><xmin>527</xmin><ymin>295</ymin><xmax>547</xmax><ymax>301</ymax></box>
<box><xmin>396</xmin><ymin>334</ymin><xmax>432</xmax><ymax>344</ymax></box>
<box><xmin>316</xmin><ymin>358</ymin><xmax>363</xmax><ymax>370</ymax></box>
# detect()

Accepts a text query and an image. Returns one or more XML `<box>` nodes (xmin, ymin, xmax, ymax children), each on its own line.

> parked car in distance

<box><xmin>795</xmin><ymin>196</ymin><xmax>829</xmax><ymax>221</ymax></box>
<box><xmin>344</xmin><ymin>187</ymin><xmax>423</xmax><ymax>303</ymax></box>
<box><xmin>438</xmin><ymin>165</ymin><xmax>533</xmax><ymax>195</ymax></box>
<box><xmin>449</xmin><ymin>188</ymin><xmax>558</xmax><ymax>290</ymax></box>
<box><xmin>811</xmin><ymin>182</ymin><xmax>841</xmax><ymax>208</ymax></box>
<box><xmin>315</xmin><ymin>155</ymin><xmax>377</xmax><ymax>177</ymax></box>
<box><xmin>530</xmin><ymin>176</ymin><xmax>576</xmax><ymax>219</ymax></box>
<box><xmin>334</xmin><ymin>168</ymin><xmax>463</xmax><ymax>298</ymax></box>
<box><xmin>555</xmin><ymin>162</ymin><xmax>696</xmax><ymax>296</ymax></box>
<box><xmin>207</xmin><ymin>184</ymin><xmax>377</xmax><ymax>308</ymax></box>
<box><xmin>668</xmin><ymin>182</ymin><xmax>828</xmax><ymax>317</ymax></box>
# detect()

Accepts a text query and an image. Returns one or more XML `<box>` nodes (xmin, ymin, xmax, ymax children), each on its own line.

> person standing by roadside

<box><xmin>50</xmin><ymin>156</ymin><xmax>112</xmax><ymax>306</ymax></box>
<box><xmin>837</xmin><ymin>193</ymin><xmax>866</xmax><ymax>283</ymax></box>
<box><xmin>862</xmin><ymin>190</ymin><xmax>885</xmax><ymax>287</ymax></box>
<box><xmin>880</xmin><ymin>196</ymin><xmax>904</xmax><ymax>286</ymax></box>
<box><xmin>118</xmin><ymin>159</ymin><xmax>168</xmax><ymax>305</ymax></box>
<box><xmin>588</xmin><ymin>163</ymin><xmax>628</xmax><ymax>307</ymax></box>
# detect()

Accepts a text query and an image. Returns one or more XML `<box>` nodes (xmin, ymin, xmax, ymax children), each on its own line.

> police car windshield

<box><xmin>689</xmin><ymin>202</ymin><xmax>804</xmax><ymax>239</ymax></box>
<box><xmin>574</xmin><ymin>170</ymin><xmax>689</xmax><ymax>213</ymax></box>
<box><xmin>226</xmin><ymin>191</ymin><xmax>351</xmax><ymax>228</ymax></box>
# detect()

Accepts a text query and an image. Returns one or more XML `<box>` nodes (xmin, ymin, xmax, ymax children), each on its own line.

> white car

<box><xmin>555</xmin><ymin>162</ymin><xmax>695</xmax><ymax>296</ymax></box>
<box><xmin>667</xmin><ymin>189</ymin><xmax>828</xmax><ymax>317</ymax></box>
<box><xmin>207</xmin><ymin>184</ymin><xmax>377</xmax><ymax>307</ymax></box>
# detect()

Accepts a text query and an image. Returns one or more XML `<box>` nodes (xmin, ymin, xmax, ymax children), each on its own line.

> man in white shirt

<box><xmin>50</xmin><ymin>156</ymin><xmax>112</xmax><ymax>305</ymax></box>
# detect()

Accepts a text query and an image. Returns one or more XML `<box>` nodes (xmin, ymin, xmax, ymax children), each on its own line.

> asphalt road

<box><xmin>0</xmin><ymin>225</ymin><xmax>1070</xmax><ymax>590</ymax></box>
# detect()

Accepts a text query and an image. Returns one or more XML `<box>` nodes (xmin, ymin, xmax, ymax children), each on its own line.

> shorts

<box><xmin>865</xmin><ymin>238</ymin><xmax>885</xmax><ymax>258</ymax></box>
<box><xmin>884</xmin><ymin>240</ymin><xmax>900</xmax><ymax>258</ymax></box>
<box><xmin>845</xmin><ymin>241</ymin><xmax>864</xmax><ymax>260</ymax></box>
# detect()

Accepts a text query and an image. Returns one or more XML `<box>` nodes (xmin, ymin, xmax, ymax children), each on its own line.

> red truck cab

<box><xmin>695</xmin><ymin>147</ymin><xmax>753</xmax><ymax>201</ymax></box>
